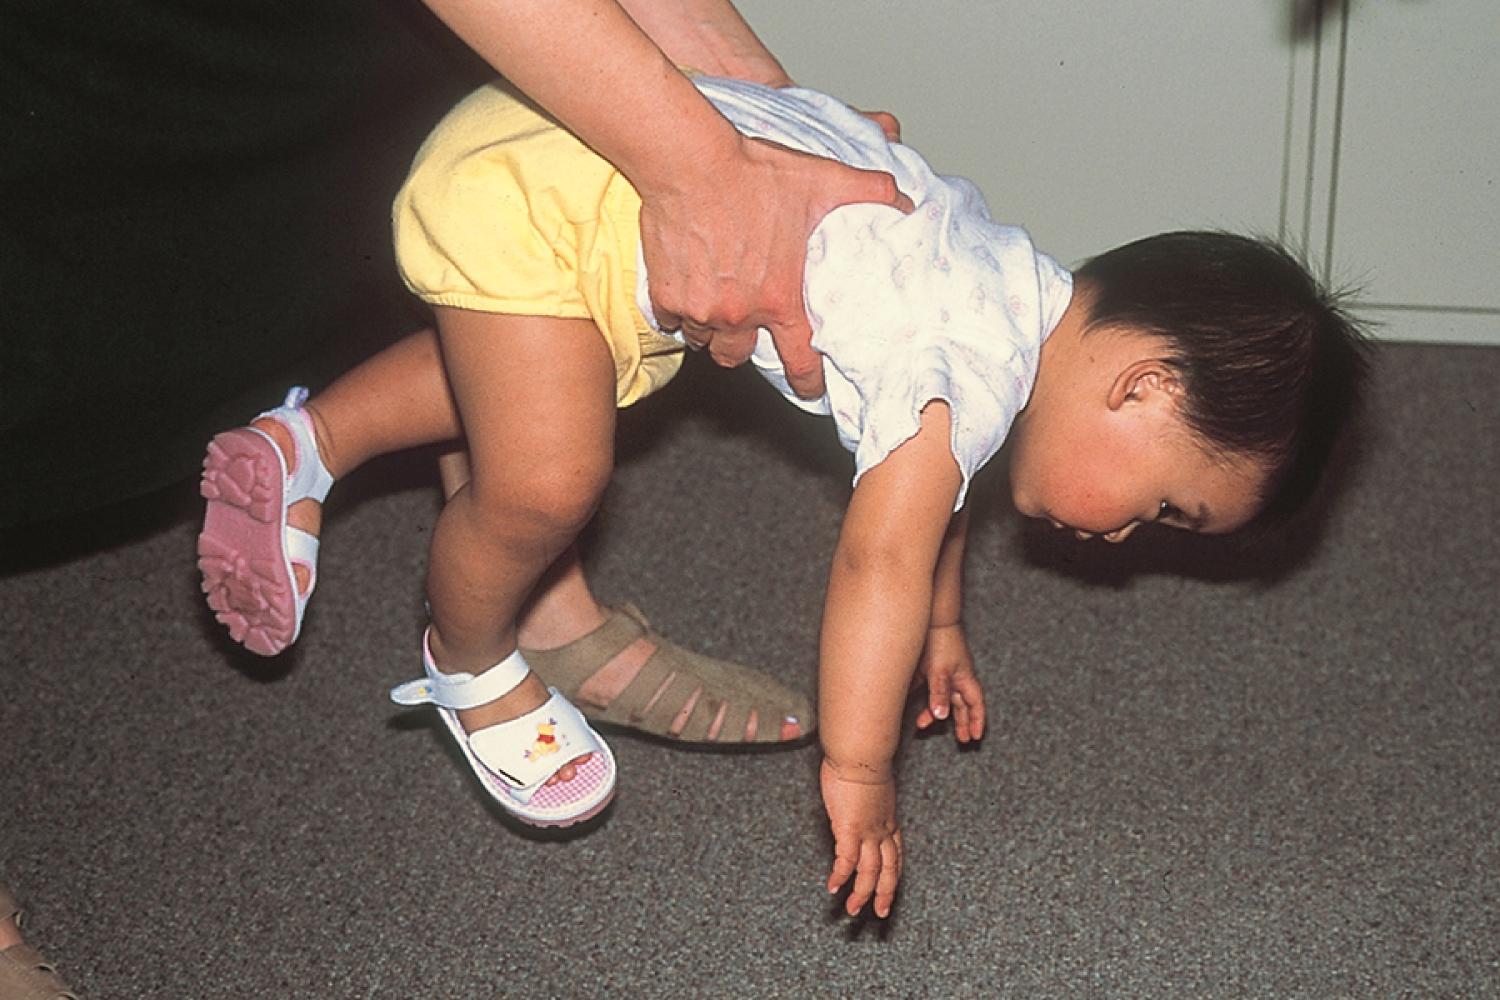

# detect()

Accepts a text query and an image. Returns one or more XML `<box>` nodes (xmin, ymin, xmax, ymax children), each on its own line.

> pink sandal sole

<box><xmin>197</xmin><ymin>428</ymin><xmax>299</xmax><ymax>656</ymax></box>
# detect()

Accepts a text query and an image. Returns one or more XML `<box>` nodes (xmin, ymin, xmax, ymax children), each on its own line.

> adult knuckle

<box><xmin>716</xmin><ymin>296</ymin><xmax>751</xmax><ymax>328</ymax></box>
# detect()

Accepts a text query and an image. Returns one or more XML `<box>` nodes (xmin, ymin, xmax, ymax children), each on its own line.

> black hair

<box><xmin>1073</xmin><ymin>231</ymin><xmax>1370</xmax><ymax>526</ymax></box>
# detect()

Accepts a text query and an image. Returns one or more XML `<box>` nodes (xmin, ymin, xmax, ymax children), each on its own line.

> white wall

<box><xmin>1322</xmin><ymin>0</ymin><xmax>1500</xmax><ymax>345</ymax></box>
<box><xmin>735</xmin><ymin>0</ymin><xmax>1499</xmax><ymax>345</ymax></box>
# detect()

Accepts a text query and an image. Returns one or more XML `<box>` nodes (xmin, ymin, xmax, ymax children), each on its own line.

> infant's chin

<box><xmin>1008</xmin><ymin>488</ymin><xmax>1038</xmax><ymax>519</ymax></box>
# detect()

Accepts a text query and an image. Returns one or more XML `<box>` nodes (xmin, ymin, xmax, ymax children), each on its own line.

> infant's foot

<box><xmin>430</xmin><ymin>636</ymin><xmax>594</xmax><ymax>788</ymax></box>
<box><xmin>198</xmin><ymin>393</ymin><xmax>335</xmax><ymax>656</ymax></box>
<box><xmin>248</xmin><ymin>414</ymin><xmax>326</xmax><ymax>597</ymax></box>
<box><xmin>392</xmin><ymin>632</ymin><xmax>618</xmax><ymax>824</ymax></box>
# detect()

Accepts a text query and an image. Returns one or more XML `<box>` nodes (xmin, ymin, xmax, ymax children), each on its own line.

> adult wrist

<box><xmin>619</xmin><ymin>74</ymin><xmax>746</xmax><ymax>198</ymax></box>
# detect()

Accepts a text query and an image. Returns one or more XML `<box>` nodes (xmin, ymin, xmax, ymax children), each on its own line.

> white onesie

<box><xmin>636</xmin><ymin>77</ymin><xmax>1074</xmax><ymax>509</ymax></box>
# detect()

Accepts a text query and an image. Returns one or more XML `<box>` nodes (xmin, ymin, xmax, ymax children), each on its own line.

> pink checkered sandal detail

<box><xmin>197</xmin><ymin>387</ymin><xmax>335</xmax><ymax>656</ymax></box>
<box><xmin>390</xmin><ymin>634</ymin><xmax>618</xmax><ymax>828</ymax></box>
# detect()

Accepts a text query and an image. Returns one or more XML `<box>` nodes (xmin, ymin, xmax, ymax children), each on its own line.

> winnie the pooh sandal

<box><xmin>391</xmin><ymin>633</ymin><xmax>617</xmax><ymax>828</ymax></box>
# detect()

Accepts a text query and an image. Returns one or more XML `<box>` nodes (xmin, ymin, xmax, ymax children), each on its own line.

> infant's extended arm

<box><xmin>913</xmin><ymin>508</ymin><xmax>986</xmax><ymax>742</ymax></box>
<box><xmin>819</xmin><ymin>402</ymin><xmax>963</xmax><ymax>917</ymax></box>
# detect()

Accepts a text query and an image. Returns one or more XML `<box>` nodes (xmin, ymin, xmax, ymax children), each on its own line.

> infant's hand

<box><xmin>820</xmin><ymin>758</ymin><xmax>902</xmax><ymax>918</ymax></box>
<box><xmin>914</xmin><ymin>623</ymin><xmax>986</xmax><ymax>744</ymax></box>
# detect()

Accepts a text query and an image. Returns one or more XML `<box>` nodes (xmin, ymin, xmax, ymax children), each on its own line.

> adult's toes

<box><xmin>741</xmin><ymin>712</ymin><xmax>802</xmax><ymax>741</ymax></box>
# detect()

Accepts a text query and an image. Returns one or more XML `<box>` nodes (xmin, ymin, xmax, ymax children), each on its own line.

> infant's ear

<box><xmin>1107</xmin><ymin>358</ymin><xmax>1184</xmax><ymax>410</ymax></box>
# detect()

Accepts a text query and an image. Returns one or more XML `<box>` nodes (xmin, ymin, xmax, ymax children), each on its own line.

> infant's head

<box><xmin>1008</xmin><ymin>231</ymin><xmax>1369</xmax><ymax>540</ymax></box>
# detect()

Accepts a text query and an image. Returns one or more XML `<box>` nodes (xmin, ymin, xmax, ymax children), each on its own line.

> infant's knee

<box><xmin>468</xmin><ymin>460</ymin><xmax>609</xmax><ymax>543</ymax></box>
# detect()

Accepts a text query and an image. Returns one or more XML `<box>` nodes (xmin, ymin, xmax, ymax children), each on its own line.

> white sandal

<box><xmin>198</xmin><ymin>387</ymin><xmax>335</xmax><ymax>655</ymax></box>
<box><xmin>391</xmin><ymin>634</ymin><xmax>618</xmax><ymax>827</ymax></box>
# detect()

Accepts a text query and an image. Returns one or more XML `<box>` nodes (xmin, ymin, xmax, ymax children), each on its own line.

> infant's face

<box><xmin>1008</xmin><ymin>409</ymin><xmax>1266</xmax><ymax>542</ymax></box>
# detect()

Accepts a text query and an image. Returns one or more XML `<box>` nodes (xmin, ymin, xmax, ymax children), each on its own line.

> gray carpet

<box><xmin>2</xmin><ymin>343</ymin><xmax>1497</xmax><ymax>998</ymax></box>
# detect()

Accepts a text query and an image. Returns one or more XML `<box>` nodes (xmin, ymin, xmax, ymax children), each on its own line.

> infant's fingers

<box><xmin>845</xmin><ymin>840</ymin><xmax>883</xmax><ymax>916</ymax></box>
<box><xmin>873</xmin><ymin>835</ymin><xmax>903</xmax><ymax>918</ymax></box>
<box><xmin>927</xmin><ymin>673</ymin><xmax>952</xmax><ymax>722</ymax></box>
<box><xmin>914</xmin><ymin>706</ymin><xmax>936</xmax><ymax>731</ymax></box>
<box><xmin>968</xmin><ymin>696</ymin><xmax>987</xmax><ymax>741</ymax></box>
<box><xmin>951</xmin><ymin>697</ymin><xmax>974</xmax><ymax>743</ymax></box>
<box><xmin>827</xmin><ymin>839</ymin><xmax>858</xmax><ymax>894</ymax></box>
<box><xmin>950</xmin><ymin>675</ymin><xmax>986</xmax><ymax>741</ymax></box>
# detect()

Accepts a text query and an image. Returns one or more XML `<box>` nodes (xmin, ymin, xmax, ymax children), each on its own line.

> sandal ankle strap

<box><xmin>255</xmin><ymin>386</ymin><xmax>335</xmax><ymax>505</ymax></box>
<box><xmin>390</xmin><ymin>632</ymin><xmax>533</xmax><ymax>710</ymax></box>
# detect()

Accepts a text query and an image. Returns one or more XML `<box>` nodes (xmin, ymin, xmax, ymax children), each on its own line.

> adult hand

<box><xmin>854</xmin><ymin>107</ymin><xmax>902</xmax><ymax>143</ymax></box>
<box><xmin>640</xmin><ymin>131</ymin><xmax>911</xmax><ymax>399</ymax></box>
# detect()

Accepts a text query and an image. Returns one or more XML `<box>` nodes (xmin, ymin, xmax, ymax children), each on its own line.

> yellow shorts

<box><xmin>392</xmin><ymin>82</ymin><xmax>683</xmax><ymax>407</ymax></box>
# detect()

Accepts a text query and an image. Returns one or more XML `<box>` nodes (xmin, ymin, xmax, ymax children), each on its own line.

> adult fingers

<box><xmin>652</xmin><ymin>304</ymin><xmax>682</xmax><ymax>336</ymax></box>
<box><xmin>768</xmin><ymin>314</ymin><xmax>824</xmax><ymax>399</ymax></box>
<box><xmin>770</xmin><ymin>162</ymin><xmax>914</xmax><ymax>399</ymax></box>
<box><xmin>678</xmin><ymin>319</ymin><xmax>712</xmax><ymax>349</ymax></box>
<box><xmin>821</xmin><ymin>161</ymin><xmax>913</xmax><ymax>216</ymax></box>
<box><xmin>843</xmin><ymin>166</ymin><xmax>914</xmax><ymax>216</ymax></box>
<box><xmin>855</xmin><ymin>108</ymin><xmax>903</xmax><ymax>143</ymax></box>
<box><xmin>705</xmin><ymin>326</ymin><xmax>756</xmax><ymax>368</ymax></box>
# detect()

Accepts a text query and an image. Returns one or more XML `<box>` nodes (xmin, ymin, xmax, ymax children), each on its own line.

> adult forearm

<box><xmin>615</xmin><ymin>0</ymin><xmax>792</xmax><ymax>85</ymax></box>
<box><xmin>421</xmin><ymin>0</ymin><xmax>742</xmax><ymax>195</ymax></box>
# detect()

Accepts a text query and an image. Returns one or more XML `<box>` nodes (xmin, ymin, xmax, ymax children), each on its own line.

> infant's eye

<box><xmin>1157</xmin><ymin>501</ymin><xmax>1179</xmax><ymax>521</ymax></box>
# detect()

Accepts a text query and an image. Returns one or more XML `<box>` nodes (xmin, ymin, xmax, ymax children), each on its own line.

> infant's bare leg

<box><xmin>436</xmin><ymin>416</ymin><xmax>803</xmax><ymax>743</ymax></box>
<box><xmin>438</xmin><ymin>451</ymin><xmax>609</xmax><ymax>649</ymax></box>
<box><xmin>425</xmin><ymin>307</ymin><xmax>616</xmax><ymax>757</ymax></box>
<box><xmin>302</xmin><ymin>327</ymin><xmax>459</xmax><ymax>475</ymax></box>
<box><xmin>251</xmin><ymin>328</ymin><xmax>460</xmax><ymax>590</ymax></box>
